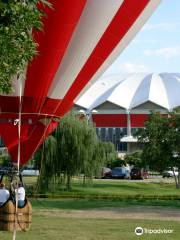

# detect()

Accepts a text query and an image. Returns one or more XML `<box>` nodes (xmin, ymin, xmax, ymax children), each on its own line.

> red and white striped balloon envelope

<box><xmin>0</xmin><ymin>0</ymin><xmax>161</xmax><ymax>165</ymax></box>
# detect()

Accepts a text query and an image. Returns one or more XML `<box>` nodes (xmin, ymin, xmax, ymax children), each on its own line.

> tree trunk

<box><xmin>66</xmin><ymin>174</ymin><xmax>72</xmax><ymax>191</ymax></box>
<box><xmin>172</xmin><ymin>168</ymin><xmax>178</xmax><ymax>188</ymax></box>
<box><xmin>83</xmin><ymin>174</ymin><xmax>86</xmax><ymax>187</ymax></box>
<box><xmin>177</xmin><ymin>166</ymin><xmax>180</xmax><ymax>189</ymax></box>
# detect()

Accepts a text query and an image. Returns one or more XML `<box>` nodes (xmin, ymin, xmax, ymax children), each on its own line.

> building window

<box><xmin>96</xmin><ymin>127</ymin><xmax>127</xmax><ymax>152</ymax></box>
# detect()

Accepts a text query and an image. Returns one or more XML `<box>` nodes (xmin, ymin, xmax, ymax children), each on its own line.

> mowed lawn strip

<box><xmin>30</xmin><ymin>198</ymin><xmax>180</xmax><ymax>210</ymax></box>
<box><xmin>24</xmin><ymin>178</ymin><xmax>180</xmax><ymax>199</ymax></box>
<box><xmin>70</xmin><ymin>179</ymin><xmax>180</xmax><ymax>197</ymax></box>
<box><xmin>1</xmin><ymin>216</ymin><xmax>179</xmax><ymax>240</ymax></box>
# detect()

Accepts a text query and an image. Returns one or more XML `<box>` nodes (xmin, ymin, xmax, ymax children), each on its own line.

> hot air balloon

<box><xmin>0</xmin><ymin>0</ymin><xmax>161</xmax><ymax>166</ymax></box>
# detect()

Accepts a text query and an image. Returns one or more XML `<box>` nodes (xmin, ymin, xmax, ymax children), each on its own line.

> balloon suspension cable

<box><xmin>12</xmin><ymin>75</ymin><xmax>23</xmax><ymax>240</ymax></box>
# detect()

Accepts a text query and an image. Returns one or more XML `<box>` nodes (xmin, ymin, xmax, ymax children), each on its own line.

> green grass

<box><xmin>69</xmin><ymin>179</ymin><xmax>180</xmax><ymax>196</ymax></box>
<box><xmin>1</xmin><ymin>216</ymin><xmax>179</xmax><ymax>240</ymax></box>
<box><xmin>24</xmin><ymin>178</ymin><xmax>180</xmax><ymax>200</ymax></box>
<box><xmin>1</xmin><ymin>178</ymin><xmax>180</xmax><ymax>239</ymax></box>
<box><xmin>30</xmin><ymin>198</ymin><xmax>180</xmax><ymax>210</ymax></box>
<box><xmin>1</xmin><ymin>198</ymin><xmax>180</xmax><ymax>240</ymax></box>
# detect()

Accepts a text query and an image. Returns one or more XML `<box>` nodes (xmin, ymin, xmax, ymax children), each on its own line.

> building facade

<box><xmin>75</xmin><ymin>73</ymin><xmax>180</xmax><ymax>154</ymax></box>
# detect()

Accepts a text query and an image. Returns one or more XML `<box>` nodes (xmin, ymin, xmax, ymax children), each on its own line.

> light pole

<box><xmin>127</xmin><ymin>109</ymin><xmax>132</xmax><ymax>137</ymax></box>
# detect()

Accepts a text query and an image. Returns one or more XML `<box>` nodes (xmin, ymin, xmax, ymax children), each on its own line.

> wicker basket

<box><xmin>0</xmin><ymin>199</ymin><xmax>32</xmax><ymax>231</ymax></box>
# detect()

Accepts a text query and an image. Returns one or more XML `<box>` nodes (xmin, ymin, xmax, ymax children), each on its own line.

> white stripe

<box><xmin>48</xmin><ymin>0</ymin><xmax>124</xmax><ymax>99</ymax></box>
<box><xmin>75</xmin><ymin>0</ymin><xmax>161</xmax><ymax>102</ymax></box>
<box><xmin>149</xmin><ymin>74</ymin><xmax>170</xmax><ymax>110</ymax></box>
<box><xmin>108</xmin><ymin>73</ymin><xmax>147</xmax><ymax>109</ymax></box>
<box><xmin>129</xmin><ymin>73</ymin><xmax>152</xmax><ymax>109</ymax></box>
<box><xmin>76</xmin><ymin>74</ymin><xmax>127</xmax><ymax>109</ymax></box>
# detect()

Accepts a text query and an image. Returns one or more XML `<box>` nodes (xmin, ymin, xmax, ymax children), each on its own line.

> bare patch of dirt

<box><xmin>35</xmin><ymin>206</ymin><xmax>180</xmax><ymax>221</ymax></box>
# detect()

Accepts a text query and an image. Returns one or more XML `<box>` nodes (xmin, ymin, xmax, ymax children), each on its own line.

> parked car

<box><xmin>21</xmin><ymin>168</ymin><xmax>39</xmax><ymax>176</ymax></box>
<box><xmin>111</xmin><ymin>167</ymin><xmax>130</xmax><ymax>179</ymax></box>
<box><xmin>130</xmin><ymin>167</ymin><xmax>149</xmax><ymax>180</ymax></box>
<box><xmin>101</xmin><ymin>167</ymin><xmax>112</xmax><ymax>179</ymax></box>
<box><xmin>162</xmin><ymin>167</ymin><xmax>179</xmax><ymax>178</ymax></box>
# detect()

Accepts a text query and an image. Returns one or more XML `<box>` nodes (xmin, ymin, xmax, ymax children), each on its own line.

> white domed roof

<box><xmin>76</xmin><ymin>73</ymin><xmax>180</xmax><ymax>111</ymax></box>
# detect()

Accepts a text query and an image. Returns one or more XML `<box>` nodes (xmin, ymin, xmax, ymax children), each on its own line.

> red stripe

<box><xmin>131</xmin><ymin>114</ymin><xmax>149</xmax><ymax>127</ymax></box>
<box><xmin>92</xmin><ymin>114</ymin><xmax>127</xmax><ymax>127</ymax></box>
<box><xmin>24</xmin><ymin>0</ymin><xmax>86</xmax><ymax>113</ymax></box>
<box><xmin>55</xmin><ymin>0</ymin><xmax>149</xmax><ymax>116</ymax></box>
<box><xmin>41</xmin><ymin>98</ymin><xmax>62</xmax><ymax>115</ymax></box>
<box><xmin>92</xmin><ymin>114</ymin><xmax>151</xmax><ymax>127</ymax></box>
<box><xmin>0</xmin><ymin>120</ymin><xmax>58</xmax><ymax>165</ymax></box>
<box><xmin>0</xmin><ymin>96</ymin><xmax>61</xmax><ymax>116</ymax></box>
<box><xmin>0</xmin><ymin>96</ymin><xmax>19</xmax><ymax>113</ymax></box>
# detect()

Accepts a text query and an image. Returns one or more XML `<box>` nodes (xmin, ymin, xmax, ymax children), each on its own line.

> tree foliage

<box><xmin>124</xmin><ymin>151</ymin><xmax>144</xmax><ymax>168</ymax></box>
<box><xmin>138</xmin><ymin>112</ymin><xmax>172</xmax><ymax>172</ymax></box>
<box><xmin>0</xmin><ymin>0</ymin><xmax>50</xmax><ymax>93</ymax></box>
<box><xmin>35</xmin><ymin>112</ymin><xmax>117</xmax><ymax>192</ymax></box>
<box><xmin>36</xmin><ymin>135</ymin><xmax>57</xmax><ymax>193</ymax></box>
<box><xmin>92</xmin><ymin>141</ymin><xmax>117</xmax><ymax>178</ymax></box>
<box><xmin>138</xmin><ymin>111</ymin><xmax>180</xmax><ymax>188</ymax></box>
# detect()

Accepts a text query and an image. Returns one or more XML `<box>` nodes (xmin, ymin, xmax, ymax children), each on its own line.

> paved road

<box><xmin>98</xmin><ymin>175</ymin><xmax>176</xmax><ymax>184</ymax></box>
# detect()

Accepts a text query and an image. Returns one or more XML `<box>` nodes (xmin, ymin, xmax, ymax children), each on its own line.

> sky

<box><xmin>103</xmin><ymin>0</ymin><xmax>180</xmax><ymax>76</ymax></box>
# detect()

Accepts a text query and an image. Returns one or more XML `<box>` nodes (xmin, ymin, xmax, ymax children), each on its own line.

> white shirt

<box><xmin>15</xmin><ymin>187</ymin><xmax>25</xmax><ymax>201</ymax></box>
<box><xmin>0</xmin><ymin>188</ymin><xmax>10</xmax><ymax>205</ymax></box>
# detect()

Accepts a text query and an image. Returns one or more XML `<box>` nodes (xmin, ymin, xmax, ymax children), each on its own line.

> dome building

<box><xmin>75</xmin><ymin>73</ymin><xmax>180</xmax><ymax>154</ymax></box>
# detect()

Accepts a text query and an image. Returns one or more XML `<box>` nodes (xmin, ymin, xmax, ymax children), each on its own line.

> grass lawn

<box><xmin>1</xmin><ymin>198</ymin><xmax>180</xmax><ymax>239</ymax></box>
<box><xmin>2</xmin><ymin>177</ymin><xmax>180</xmax><ymax>239</ymax></box>
<box><xmin>23</xmin><ymin>177</ymin><xmax>180</xmax><ymax>200</ymax></box>
<box><xmin>31</xmin><ymin>198</ymin><xmax>180</xmax><ymax>209</ymax></box>
<box><xmin>68</xmin><ymin>179</ymin><xmax>180</xmax><ymax>197</ymax></box>
<box><xmin>0</xmin><ymin>211</ymin><xmax>179</xmax><ymax>240</ymax></box>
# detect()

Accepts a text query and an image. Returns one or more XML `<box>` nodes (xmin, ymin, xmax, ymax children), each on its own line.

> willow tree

<box><xmin>54</xmin><ymin>112</ymin><xmax>100</xmax><ymax>191</ymax></box>
<box><xmin>35</xmin><ymin>135</ymin><xmax>57</xmax><ymax>193</ymax></box>
<box><xmin>0</xmin><ymin>0</ymin><xmax>50</xmax><ymax>93</ymax></box>
<box><xmin>35</xmin><ymin>111</ymin><xmax>118</xmax><ymax>192</ymax></box>
<box><xmin>91</xmin><ymin>141</ymin><xmax>117</xmax><ymax>178</ymax></box>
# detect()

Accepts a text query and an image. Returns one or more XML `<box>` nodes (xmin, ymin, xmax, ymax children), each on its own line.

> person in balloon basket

<box><xmin>11</xmin><ymin>182</ymin><xmax>26</xmax><ymax>208</ymax></box>
<box><xmin>0</xmin><ymin>182</ymin><xmax>10</xmax><ymax>207</ymax></box>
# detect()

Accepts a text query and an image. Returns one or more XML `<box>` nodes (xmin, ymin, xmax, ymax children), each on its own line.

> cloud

<box><xmin>119</xmin><ymin>62</ymin><xmax>149</xmax><ymax>73</ymax></box>
<box><xmin>144</xmin><ymin>46</ymin><xmax>180</xmax><ymax>59</ymax></box>
<box><xmin>142</xmin><ymin>22</ymin><xmax>180</xmax><ymax>31</ymax></box>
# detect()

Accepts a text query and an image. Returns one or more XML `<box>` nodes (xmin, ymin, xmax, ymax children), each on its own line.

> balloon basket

<box><xmin>0</xmin><ymin>199</ymin><xmax>32</xmax><ymax>231</ymax></box>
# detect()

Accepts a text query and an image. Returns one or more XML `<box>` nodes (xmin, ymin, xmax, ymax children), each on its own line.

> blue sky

<box><xmin>104</xmin><ymin>0</ymin><xmax>180</xmax><ymax>76</ymax></box>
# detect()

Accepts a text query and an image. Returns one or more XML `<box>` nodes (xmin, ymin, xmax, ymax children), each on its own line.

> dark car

<box><xmin>130</xmin><ymin>167</ymin><xmax>149</xmax><ymax>180</ymax></box>
<box><xmin>111</xmin><ymin>167</ymin><xmax>130</xmax><ymax>179</ymax></box>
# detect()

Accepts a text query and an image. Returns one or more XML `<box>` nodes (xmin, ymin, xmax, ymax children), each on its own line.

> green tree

<box><xmin>167</xmin><ymin>110</ymin><xmax>180</xmax><ymax>188</ymax></box>
<box><xmin>0</xmin><ymin>0</ymin><xmax>50</xmax><ymax>93</ymax></box>
<box><xmin>124</xmin><ymin>151</ymin><xmax>144</xmax><ymax>168</ymax></box>
<box><xmin>109</xmin><ymin>158</ymin><xmax>126</xmax><ymax>168</ymax></box>
<box><xmin>138</xmin><ymin>111</ymin><xmax>180</xmax><ymax>188</ymax></box>
<box><xmin>54</xmin><ymin>112</ymin><xmax>88</xmax><ymax>190</ymax></box>
<box><xmin>91</xmin><ymin>141</ymin><xmax>117</xmax><ymax>179</ymax></box>
<box><xmin>55</xmin><ymin>112</ymin><xmax>107</xmax><ymax>190</ymax></box>
<box><xmin>36</xmin><ymin>135</ymin><xmax>57</xmax><ymax>193</ymax></box>
<box><xmin>138</xmin><ymin>112</ymin><xmax>171</xmax><ymax>172</ymax></box>
<box><xmin>34</xmin><ymin>112</ymin><xmax>117</xmax><ymax>192</ymax></box>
